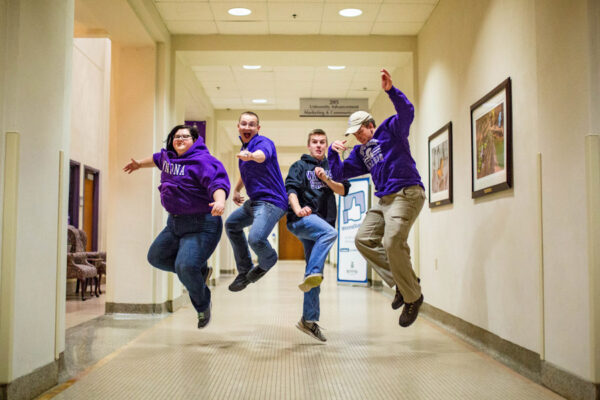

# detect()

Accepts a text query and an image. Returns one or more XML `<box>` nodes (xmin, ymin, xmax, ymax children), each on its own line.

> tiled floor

<box><xmin>47</xmin><ymin>261</ymin><xmax>564</xmax><ymax>400</ymax></box>
<box><xmin>65</xmin><ymin>284</ymin><xmax>106</xmax><ymax>329</ymax></box>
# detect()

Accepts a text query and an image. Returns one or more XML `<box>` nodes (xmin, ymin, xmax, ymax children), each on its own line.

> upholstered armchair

<box><xmin>67</xmin><ymin>225</ymin><xmax>107</xmax><ymax>296</ymax></box>
<box><xmin>66</xmin><ymin>252</ymin><xmax>98</xmax><ymax>300</ymax></box>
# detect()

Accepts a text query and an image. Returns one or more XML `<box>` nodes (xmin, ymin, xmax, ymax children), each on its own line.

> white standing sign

<box><xmin>337</xmin><ymin>178</ymin><xmax>370</xmax><ymax>284</ymax></box>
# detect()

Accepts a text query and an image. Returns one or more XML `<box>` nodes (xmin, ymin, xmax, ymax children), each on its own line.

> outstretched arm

<box><xmin>236</xmin><ymin>149</ymin><xmax>266</xmax><ymax>163</ymax></box>
<box><xmin>123</xmin><ymin>156</ymin><xmax>154</xmax><ymax>174</ymax></box>
<box><xmin>381</xmin><ymin>68</ymin><xmax>414</xmax><ymax>133</ymax></box>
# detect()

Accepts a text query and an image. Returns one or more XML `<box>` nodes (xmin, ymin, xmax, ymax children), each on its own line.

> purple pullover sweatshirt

<box><xmin>328</xmin><ymin>86</ymin><xmax>424</xmax><ymax>198</ymax></box>
<box><xmin>153</xmin><ymin>137</ymin><xmax>230</xmax><ymax>215</ymax></box>
<box><xmin>239</xmin><ymin>134</ymin><xmax>288</xmax><ymax>211</ymax></box>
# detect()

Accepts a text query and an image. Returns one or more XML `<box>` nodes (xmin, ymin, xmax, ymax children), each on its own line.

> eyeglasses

<box><xmin>173</xmin><ymin>134</ymin><xmax>193</xmax><ymax>141</ymax></box>
<box><xmin>239</xmin><ymin>121</ymin><xmax>257</xmax><ymax>128</ymax></box>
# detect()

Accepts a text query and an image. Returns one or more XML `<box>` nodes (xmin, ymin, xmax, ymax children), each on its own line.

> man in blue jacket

<box><xmin>328</xmin><ymin>69</ymin><xmax>426</xmax><ymax>328</ymax></box>
<box><xmin>286</xmin><ymin>129</ymin><xmax>350</xmax><ymax>341</ymax></box>
<box><xmin>226</xmin><ymin>111</ymin><xmax>288</xmax><ymax>292</ymax></box>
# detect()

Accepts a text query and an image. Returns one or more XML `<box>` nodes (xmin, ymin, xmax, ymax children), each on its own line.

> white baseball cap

<box><xmin>345</xmin><ymin>111</ymin><xmax>373</xmax><ymax>136</ymax></box>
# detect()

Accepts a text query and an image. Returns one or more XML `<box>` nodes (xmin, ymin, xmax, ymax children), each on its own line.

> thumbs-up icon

<box><xmin>343</xmin><ymin>192</ymin><xmax>366</xmax><ymax>224</ymax></box>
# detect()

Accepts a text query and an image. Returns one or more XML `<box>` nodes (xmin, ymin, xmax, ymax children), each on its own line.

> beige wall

<box><xmin>416</xmin><ymin>0</ymin><xmax>594</xmax><ymax>380</ymax></box>
<box><xmin>0</xmin><ymin>0</ymin><xmax>74</xmax><ymax>381</ymax></box>
<box><xmin>70</xmin><ymin>38</ymin><xmax>111</xmax><ymax>250</ymax></box>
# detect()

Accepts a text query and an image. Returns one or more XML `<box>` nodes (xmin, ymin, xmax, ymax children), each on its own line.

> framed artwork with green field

<box><xmin>470</xmin><ymin>78</ymin><xmax>513</xmax><ymax>198</ymax></box>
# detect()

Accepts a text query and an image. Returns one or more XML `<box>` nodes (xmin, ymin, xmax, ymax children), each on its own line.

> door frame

<box><xmin>68</xmin><ymin>160</ymin><xmax>81</xmax><ymax>227</ymax></box>
<box><xmin>83</xmin><ymin>165</ymin><xmax>100</xmax><ymax>251</ymax></box>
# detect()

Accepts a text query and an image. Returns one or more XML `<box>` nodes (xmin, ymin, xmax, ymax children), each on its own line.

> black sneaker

<box><xmin>204</xmin><ymin>266</ymin><xmax>213</xmax><ymax>286</ymax></box>
<box><xmin>392</xmin><ymin>278</ymin><xmax>420</xmax><ymax>310</ymax></box>
<box><xmin>391</xmin><ymin>288</ymin><xmax>404</xmax><ymax>310</ymax></box>
<box><xmin>399</xmin><ymin>294</ymin><xmax>424</xmax><ymax>327</ymax></box>
<box><xmin>296</xmin><ymin>317</ymin><xmax>327</xmax><ymax>342</ymax></box>
<box><xmin>197</xmin><ymin>304</ymin><xmax>211</xmax><ymax>329</ymax></box>
<box><xmin>228</xmin><ymin>273</ymin><xmax>249</xmax><ymax>292</ymax></box>
<box><xmin>246</xmin><ymin>266</ymin><xmax>267</xmax><ymax>283</ymax></box>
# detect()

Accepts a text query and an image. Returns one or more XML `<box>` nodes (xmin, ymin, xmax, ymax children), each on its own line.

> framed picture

<box><xmin>428</xmin><ymin>122</ymin><xmax>453</xmax><ymax>208</ymax></box>
<box><xmin>470</xmin><ymin>78</ymin><xmax>513</xmax><ymax>198</ymax></box>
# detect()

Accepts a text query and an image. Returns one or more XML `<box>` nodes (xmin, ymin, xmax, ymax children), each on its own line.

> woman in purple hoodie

<box><xmin>123</xmin><ymin>124</ymin><xmax>230</xmax><ymax>328</ymax></box>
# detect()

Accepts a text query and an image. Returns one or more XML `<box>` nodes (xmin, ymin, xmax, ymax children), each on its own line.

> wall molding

<box><xmin>105</xmin><ymin>293</ymin><xmax>186</xmax><ymax>314</ymax></box>
<box><xmin>418</xmin><ymin>299</ymin><xmax>600</xmax><ymax>400</ymax></box>
<box><xmin>0</xmin><ymin>354</ymin><xmax>62</xmax><ymax>400</ymax></box>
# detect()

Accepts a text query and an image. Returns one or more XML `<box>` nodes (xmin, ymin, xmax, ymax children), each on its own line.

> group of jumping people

<box><xmin>123</xmin><ymin>69</ymin><xmax>426</xmax><ymax>341</ymax></box>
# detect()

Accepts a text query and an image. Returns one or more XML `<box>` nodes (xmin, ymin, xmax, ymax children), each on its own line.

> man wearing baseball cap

<box><xmin>328</xmin><ymin>69</ymin><xmax>426</xmax><ymax>328</ymax></box>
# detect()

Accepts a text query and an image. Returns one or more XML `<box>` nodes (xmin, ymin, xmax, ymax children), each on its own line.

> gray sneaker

<box><xmin>296</xmin><ymin>317</ymin><xmax>327</xmax><ymax>342</ymax></box>
<box><xmin>197</xmin><ymin>303</ymin><xmax>211</xmax><ymax>329</ymax></box>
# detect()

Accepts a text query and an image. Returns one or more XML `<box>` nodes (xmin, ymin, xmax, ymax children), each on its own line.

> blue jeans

<box><xmin>147</xmin><ymin>213</ymin><xmax>222</xmax><ymax>313</ymax></box>
<box><xmin>225</xmin><ymin>200</ymin><xmax>285</xmax><ymax>274</ymax></box>
<box><xmin>287</xmin><ymin>214</ymin><xmax>338</xmax><ymax>322</ymax></box>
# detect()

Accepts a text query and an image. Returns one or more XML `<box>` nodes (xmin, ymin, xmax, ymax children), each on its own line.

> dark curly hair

<box><xmin>165</xmin><ymin>124</ymin><xmax>199</xmax><ymax>152</ymax></box>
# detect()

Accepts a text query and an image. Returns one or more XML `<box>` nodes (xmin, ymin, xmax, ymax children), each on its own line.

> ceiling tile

<box><xmin>216</xmin><ymin>21</ymin><xmax>269</xmax><ymax>33</ymax></box>
<box><xmin>382</xmin><ymin>0</ymin><xmax>437</xmax><ymax>3</ymax></box>
<box><xmin>322</xmin><ymin>3</ymin><xmax>380</xmax><ymax>21</ymax></box>
<box><xmin>268</xmin><ymin>3</ymin><xmax>324</xmax><ymax>21</ymax></box>
<box><xmin>155</xmin><ymin>2</ymin><xmax>214</xmax><ymax>20</ymax></box>
<box><xmin>268</xmin><ymin>21</ymin><xmax>321</xmax><ymax>34</ymax></box>
<box><xmin>375</xmin><ymin>3</ymin><xmax>435</xmax><ymax>22</ymax></box>
<box><xmin>165</xmin><ymin>20</ymin><xmax>218</xmax><ymax>34</ymax></box>
<box><xmin>194</xmin><ymin>68</ymin><xmax>235</xmax><ymax>81</ymax></box>
<box><xmin>319</xmin><ymin>21</ymin><xmax>372</xmax><ymax>35</ymax></box>
<box><xmin>210</xmin><ymin>2</ymin><xmax>268</xmax><ymax>21</ymax></box>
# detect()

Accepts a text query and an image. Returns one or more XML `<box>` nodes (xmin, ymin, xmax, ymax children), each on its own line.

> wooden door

<box><xmin>82</xmin><ymin>168</ymin><xmax>99</xmax><ymax>251</ymax></box>
<box><xmin>278</xmin><ymin>214</ymin><xmax>305</xmax><ymax>260</ymax></box>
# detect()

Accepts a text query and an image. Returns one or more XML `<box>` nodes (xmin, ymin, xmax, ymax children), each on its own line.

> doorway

<box><xmin>82</xmin><ymin>166</ymin><xmax>99</xmax><ymax>251</ymax></box>
<box><xmin>68</xmin><ymin>160</ymin><xmax>80</xmax><ymax>227</ymax></box>
<box><xmin>278</xmin><ymin>214</ymin><xmax>305</xmax><ymax>260</ymax></box>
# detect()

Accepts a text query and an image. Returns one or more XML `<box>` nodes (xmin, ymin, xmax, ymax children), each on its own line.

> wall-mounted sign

<box><xmin>300</xmin><ymin>98</ymin><xmax>368</xmax><ymax>117</ymax></box>
<box><xmin>337</xmin><ymin>178</ymin><xmax>370</xmax><ymax>284</ymax></box>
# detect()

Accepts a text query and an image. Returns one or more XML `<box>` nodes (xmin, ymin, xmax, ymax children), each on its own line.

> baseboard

<box><xmin>166</xmin><ymin>294</ymin><xmax>189</xmax><ymax>313</ymax></box>
<box><xmin>220</xmin><ymin>269</ymin><xmax>236</xmax><ymax>275</ymax></box>
<box><xmin>0</xmin><ymin>353</ymin><xmax>62</xmax><ymax>400</ymax></box>
<box><xmin>420</xmin><ymin>302</ymin><xmax>600</xmax><ymax>400</ymax></box>
<box><xmin>105</xmin><ymin>301</ymin><xmax>169</xmax><ymax>314</ymax></box>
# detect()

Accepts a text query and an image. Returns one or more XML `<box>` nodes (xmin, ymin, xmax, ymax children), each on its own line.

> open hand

<box><xmin>331</xmin><ymin>140</ymin><xmax>347</xmax><ymax>154</ymax></box>
<box><xmin>381</xmin><ymin>68</ymin><xmax>393</xmax><ymax>91</ymax></box>
<box><xmin>123</xmin><ymin>158</ymin><xmax>141</xmax><ymax>174</ymax></box>
<box><xmin>209</xmin><ymin>200</ymin><xmax>225</xmax><ymax>216</ymax></box>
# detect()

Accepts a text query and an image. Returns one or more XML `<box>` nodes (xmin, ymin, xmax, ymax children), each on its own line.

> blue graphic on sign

<box><xmin>343</xmin><ymin>191</ymin><xmax>366</xmax><ymax>224</ymax></box>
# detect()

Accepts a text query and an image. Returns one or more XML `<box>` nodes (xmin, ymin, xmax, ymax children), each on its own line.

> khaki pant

<box><xmin>355</xmin><ymin>185</ymin><xmax>425</xmax><ymax>303</ymax></box>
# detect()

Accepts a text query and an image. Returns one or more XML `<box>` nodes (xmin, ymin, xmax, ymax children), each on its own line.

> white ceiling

<box><xmin>154</xmin><ymin>0</ymin><xmax>438</xmax><ymax>35</ymax></box>
<box><xmin>179</xmin><ymin>50</ymin><xmax>412</xmax><ymax>110</ymax></box>
<box><xmin>154</xmin><ymin>0</ymin><xmax>437</xmax><ymax>110</ymax></box>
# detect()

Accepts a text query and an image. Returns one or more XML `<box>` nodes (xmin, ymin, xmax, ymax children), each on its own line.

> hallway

<box><xmin>47</xmin><ymin>261</ymin><xmax>563</xmax><ymax>399</ymax></box>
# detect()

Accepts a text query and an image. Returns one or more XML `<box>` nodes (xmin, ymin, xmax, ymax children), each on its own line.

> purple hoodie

<box><xmin>153</xmin><ymin>137</ymin><xmax>230</xmax><ymax>215</ymax></box>
<box><xmin>239</xmin><ymin>134</ymin><xmax>288</xmax><ymax>211</ymax></box>
<box><xmin>328</xmin><ymin>86</ymin><xmax>424</xmax><ymax>198</ymax></box>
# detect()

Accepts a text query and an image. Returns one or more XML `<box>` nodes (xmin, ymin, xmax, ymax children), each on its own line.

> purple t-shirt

<box><xmin>328</xmin><ymin>86</ymin><xmax>424</xmax><ymax>198</ymax></box>
<box><xmin>153</xmin><ymin>137</ymin><xmax>230</xmax><ymax>215</ymax></box>
<box><xmin>239</xmin><ymin>134</ymin><xmax>288</xmax><ymax>210</ymax></box>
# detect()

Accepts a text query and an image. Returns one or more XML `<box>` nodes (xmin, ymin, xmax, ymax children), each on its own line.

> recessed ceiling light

<box><xmin>243</xmin><ymin>65</ymin><xmax>261</xmax><ymax>70</ymax></box>
<box><xmin>252</xmin><ymin>99</ymin><xmax>268</xmax><ymax>104</ymax></box>
<box><xmin>328</xmin><ymin>65</ymin><xmax>346</xmax><ymax>70</ymax></box>
<box><xmin>339</xmin><ymin>8</ymin><xmax>362</xmax><ymax>17</ymax></box>
<box><xmin>228</xmin><ymin>8</ymin><xmax>251</xmax><ymax>16</ymax></box>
